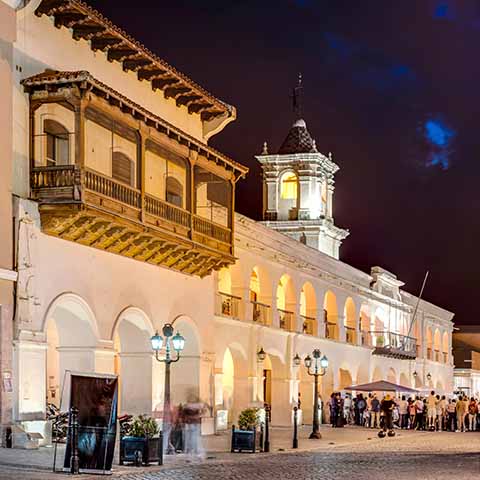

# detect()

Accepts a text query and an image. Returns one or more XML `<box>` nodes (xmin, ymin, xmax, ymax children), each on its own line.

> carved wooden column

<box><xmin>138</xmin><ymin>124</ymin><xmax>147</xmax><ymax>222</ymax></box>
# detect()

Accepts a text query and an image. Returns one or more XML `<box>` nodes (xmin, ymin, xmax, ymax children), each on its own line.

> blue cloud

<box><xmin>420</xmin><ymin>116</ymin><xmax>456</xmax><ymax>170</ymax></box>
<box><xmin>433</xmin><ymin>2</ymin><xmax>456</xmax><ymax>20</ymax></box>
<box><xmin>322</xmin><ymin>32</ymin><xmax>417</xmax><ymax>93</ymax></box>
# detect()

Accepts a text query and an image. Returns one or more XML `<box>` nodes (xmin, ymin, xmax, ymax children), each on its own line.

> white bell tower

<box><xmin>256</xmin><ymin>77</ymin><xmax>348</xmax><ymax>259</ymax></box>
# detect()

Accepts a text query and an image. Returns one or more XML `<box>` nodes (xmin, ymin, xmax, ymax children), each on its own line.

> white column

<box><xmin>13</xmin><ymin>340</ymin><xmax>47</xmax><ymax>421</ymax></box>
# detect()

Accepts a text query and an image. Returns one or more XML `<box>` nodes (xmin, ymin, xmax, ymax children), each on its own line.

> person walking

<box><xmin>370</xmin><ymin>394</ymin><xmax>380</xmax><ymax>429</ymax></box>
<box><xmin>437</xmin><ymin>395</ymin><xmax>446</xmax><ymax>431</ymax></box>
<box><xmin>414</xmin><ymin>396</ymin><xmax>424</xmax><ymax>430</ymax></box>
<box><xmin>456</xmin><ymin>396</ymin><xmax>468</xmax><ymax>432</ymax></box>
<box><xmin>426</xmin><ymin>391</ymin><xmax>437</xmax><ymax>429</ymax></box>
<box><xmin>357</xmin><ymin>394</ymin><xmax>366</xmax><ymax>427</ymax></box>
<box><xmin>398</xmin><ymin>395</ymin><xmax>408</xmax><ymax>429</ymax></box>
<box><xmin>447</xmin><ymin>399</ymin><xmax>456</xmax><ymax>431</ymax></box>
<box><xmin>408</xmin><ymin>398</ymin><xmax>416</xmax><ymax>429</ymax></box>
<box><xmin>467</xmin><ymin>397</ymin><xmax>477</xmax><ymax>432</ymax></box>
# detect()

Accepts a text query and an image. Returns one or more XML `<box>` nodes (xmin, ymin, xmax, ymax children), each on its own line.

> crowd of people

<box><xmin>327</xmin><ymin>391</ymin><xmax>480</xmax><ymax>432</ymax></box>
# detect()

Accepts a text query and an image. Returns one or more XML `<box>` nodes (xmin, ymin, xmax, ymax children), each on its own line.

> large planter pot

<box><xmin>231</xmin><ymin>425</ymin><xmax>257</xmax><ymax>453</ymax></box>
<box><xmin>120</xmin><ymin>434</ymin><xmax>163</xmax><ymax>466</ymax></box>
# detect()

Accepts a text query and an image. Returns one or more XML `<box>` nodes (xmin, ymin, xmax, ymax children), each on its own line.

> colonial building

<box><xmin>1</xmin><ymin>0</ymin><xmax>454</xmax><ymax>445</ymax></box>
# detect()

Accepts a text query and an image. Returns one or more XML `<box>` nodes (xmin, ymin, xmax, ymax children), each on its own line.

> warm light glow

<box><xmin>280</xmin><ymin>171</ymin><xmax>298</xmax><ymax>199</ymax></box>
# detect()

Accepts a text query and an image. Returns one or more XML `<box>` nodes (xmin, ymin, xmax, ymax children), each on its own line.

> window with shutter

<box><xmin>112</xmin><ymin>152</ymin><xmax>134</xmax><ymax>186</ymax></box>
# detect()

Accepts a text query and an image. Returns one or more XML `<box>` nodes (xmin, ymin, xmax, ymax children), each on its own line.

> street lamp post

<box><xmin>151</xmin><ymin>323</ymin><xmax>185</xmax><ymax>454</ymax></box>
<box><xmin>295</xmin><ymin>349</ymin><xmax>328</xmax><ymax>439</ymax></box>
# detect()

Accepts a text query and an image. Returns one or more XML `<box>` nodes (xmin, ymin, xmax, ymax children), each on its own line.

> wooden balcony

<box><xmin>31</xmin><ymin>165</ymin><xmax>234</xmax><ymax>277</ymax></box>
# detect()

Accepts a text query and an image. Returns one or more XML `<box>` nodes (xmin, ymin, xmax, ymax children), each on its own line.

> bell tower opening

<box><xmin>256</xmin><ymin>76</ymin><xmax>349</xmax><ymax>259</ymax></box>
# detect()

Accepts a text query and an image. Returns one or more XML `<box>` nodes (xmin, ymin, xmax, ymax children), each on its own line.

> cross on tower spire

<box><xmin>291</xmin><ymin>73</ymin><xmax>303</xmax><ymax>119</ymax></box>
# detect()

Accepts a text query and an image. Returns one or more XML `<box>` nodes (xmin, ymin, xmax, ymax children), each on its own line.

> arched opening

<box><xmin>261</xmin><ymin>352</ymin><xmax>290</xmax><ymax>425</ymax></box>
<box><xmin>45</xmin><ymin>294</ymin><xmax>98</xmax><ymax>411</ymax></box>
<box><xmin>387</xmin><ymin>368</ymin><xmax>396</xmax><ymax>384</ymax></box>
<box><xmin>44</xmin><ymin>119</ymin><xmax>70</xmax><ymax>167</ymax></box>
<box><xmin>216</xmin><ymin>268</ymin><xmax>239</xmax><ymax>318</ymax></box>
<box><xmin>170</xmin><ymin>317</ymin><xmax>201</xmax><ymax>407</ymax></box>
<box><xmin>222</xmin><ymin>348</ymin><xmax>235</xmax><ymax>423</ymax></box>
<box><xmin>324</xmin><ymin>290</ymin><xmax>338</xmax><ymax>340</ymax></box>
<box><xmin>371</xmin><ymin>366</ymin><xmax>383</xmax><ymax>382</ymax></box>
<box><xmin>113</xmin><ymin>308</ymin><xmax>154</xmax><ymax>415</ymax></box>
<box><xmin>250</xmin><ymin>267</ymin><xmax>270</xmax><ymax>325</ymax></box>
<box><xmin>339</xmin><ymin>368</ymin><xmax>353</xmax><ymax>390</ymax></box>
<box><xmin>399</xmin><ymin>372</ymin><xmax>409</xmax><ymax>387</ymax></box>
<box><xmin>433</xmin><ymin>329</ymin><xmax>441</xmax><ymax>362</ymax></box>
<box><xmin>426</xmin><ymin>327</ymin><xmax>433</xmax><ymax>360</ymax></box>
<box><xmin>442</xmin><ymin>332</ymin><xmax>449</xmax><ymax>364</ymax></box>
<box><xmin>278</xmin><ymin>171</ymin><xmax>299</xmax><ymax>220</ymax></box>
<box><xmin>344</xmin><ymin>298</ymin><xmax>356</xmax><ymax>344</ymax></box>
<box><xmin>280</xmin><ymin>171</ymin><xmax>298</xmax><ymax>200</ymax></box>
<box><xmin>276</xmin><ymin>274</ymin><xmax>296</xmax><ymax>331</ymax></box>
<box><xmin>300</xmin><ymin>282</ymin><xmax>317</xmax><ymax>335</ymax></box>
<box><xmin>359</xmin><ymin>304</ymin><xmax>371</xmax><ymax>346</ymax></box>
<box><xmin>112</xmin><ymin>151</ymin><xmax>134</xmax><ymax>186</ymax></box>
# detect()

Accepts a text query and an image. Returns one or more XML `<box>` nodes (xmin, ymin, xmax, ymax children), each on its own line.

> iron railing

<box><xmin>215</xmin><ymin>292</ymin><xmax>241</xmax><ymax>319</ymax></box>
<box><xmin>325</xmin><ymin>322</ymin><xmax>337</xmax><ymax>340</ymax></box>
<box><xmin>345</xmin><ymin>326</ymin><xmax>356</xmax><ymax>344</ymax></box>
<box><xmin>301</xmin><ymin>315</ymin><xmax>316</xmax><ymax>335</ymax></box>
<box><xmin>278</xmin><ymin>309</ymin><xmax>294</xmax><ymax>331</ymax></box>
<box><xmin>371</xmin><ymin>331</ymin><xmax>417</xmax><ymax>358</ymax></box>
<box><xmin>251</xmin><ymin>301</ymin><xmax>270</xmax><ymax>325</ymax></box>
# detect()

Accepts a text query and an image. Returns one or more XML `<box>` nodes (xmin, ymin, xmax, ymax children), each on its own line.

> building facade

<box><xmin>1</xmin><ymin>0</ymin><xmax>454</xmax><ymax>443</ymax></box>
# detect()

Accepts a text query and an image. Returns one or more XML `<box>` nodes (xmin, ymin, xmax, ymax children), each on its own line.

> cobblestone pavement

<box><xmin>0</xmin><ymin>429</ymin><xmax>478</xmax><ymax>479</ymax></box>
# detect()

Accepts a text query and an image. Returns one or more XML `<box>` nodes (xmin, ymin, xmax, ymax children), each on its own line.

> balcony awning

<box><xmin>344</xmin><ymin>380</ymin><xmax>418</xmax><ymax>393</ymax></box>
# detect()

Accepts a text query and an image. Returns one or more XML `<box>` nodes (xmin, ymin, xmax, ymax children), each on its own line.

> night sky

<box><xmin>85</xmin><ymin>0</ymin><xmax>479</xmax><ymax>325</ymax></box>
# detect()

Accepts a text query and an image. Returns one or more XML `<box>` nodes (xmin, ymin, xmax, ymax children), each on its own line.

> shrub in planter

<box><xmin>120</xmin><ymin>415</ymin><xmax>162</xmax><ymax>466</ymax></box>
<box><xmin>238</xmin><ymin>408</ymin><xmax>260</xmax><ymax>430</ymax></box>
<box><xmin>231</xmin><ymin>408</ymin><xmax>260</xmax><ymax>453</ymax></box>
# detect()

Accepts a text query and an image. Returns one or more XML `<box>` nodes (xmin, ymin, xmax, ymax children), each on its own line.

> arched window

<box><xmin>166</xmin><ymin>176</ymin><xmax>183</xmax><ymax>207</ymax></box>
<box><xmin>280</xmin><ymin>171</ymin><xmax>298</xmax><ymax>200</ymax></box>
<box><xmin>44</xmin><ymin>119</ymin><xmax>69</xmax><ymax>166</ymax></box>
<box><xmin>112</xmin><ymin>151</ymin><xmax>134</xmax><ymax>186</ymax></box>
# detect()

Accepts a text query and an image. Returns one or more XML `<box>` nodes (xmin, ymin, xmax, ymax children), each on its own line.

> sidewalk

<box><xmin>0</xmin><ymin>426</ymin><xmax>477</xmax><ymax>478</ymax></box>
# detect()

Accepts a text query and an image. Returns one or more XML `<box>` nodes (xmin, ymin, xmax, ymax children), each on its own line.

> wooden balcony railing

<box><xmin>31</xmin><ymin>165</ymin><xmax>232</xmax><ymax>249</ymax></box>
<box><xmin>345</xmin><ymin>326</ymin><xmax>356</xmax><ymax>344</ymax></box>
<box><xmin>278</xmin><ymin>309</ymin><xmax>294</xmax><ymax>331</ymax></box>
<box><xmin>301</xmin><ymin>315</ymin><xmax>316</xmax><ymax>335</ymax></box>
<box><xmin>31</xmin><ymin>164</ymin><xmax>77</xmax><ymax>188</ymax></box>
<box><xmin>145</xmin><ymin>194</ymin><xmax>190</xmax><ymax>227</ymax></box>
<box><xmin>434</xmin><ymin>349</ymin><xmax>442</xmax><ymax>363</ymax></box>
<box><xmin>193</xmin><ymin>215</ymin><xmax>231</xmax><ymax>244</ymax></box>
<box><xmin>85</xmin><ymin>168</ymin><xmax>141</xmax><ymax>209</ymax></box>
<box><xmin>251</xmin><ymin>301</ymin><xmax>270</xmax><ymax>325</ymax></box>
<box><xmin>427</xmin><ymin>347</ymin><xmax>433</xmax><ymax>361</ymax></box>
<box><xmin>215</xmin><ymin>292</ymin><xmax>241</xmax><ymax>319</ymax></box>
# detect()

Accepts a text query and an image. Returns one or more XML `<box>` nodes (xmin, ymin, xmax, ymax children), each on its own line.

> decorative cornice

<box><xmin>34</xmin><ymin>0</ymin><xmax>233</xmax><ymax>122</ymax></box>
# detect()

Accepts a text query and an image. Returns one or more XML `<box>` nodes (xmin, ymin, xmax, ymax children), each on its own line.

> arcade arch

<box><xmin>324</xmin><ymin>291</ymin><xmax>338</xmax><ymax>340</ymax></box>
<box><xmin>344</xmin><ymin>298</ymin><xmax>356</xmax><ymax>344</ymax></box>
<box><xmin>300</xmin><ymin>282</ymin><xmax>317</xmax><ymax>335</ymax></box>
<box><xmin>45</xmin><ymin>293</ymin><xmax>98</xmax><ymax>408</ymax></box>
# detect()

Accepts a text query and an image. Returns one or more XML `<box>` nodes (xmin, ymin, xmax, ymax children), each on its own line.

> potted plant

<box><xmin>119</xmin><ymin>415</ymin><xmax>163</xmax><ymax>466</ymax></box>
<box><xmin>376</xmin><ymin>335</ymin><xmax>385</xmax><ymax>348</ymax></box>
<box><xmin>231</xmin><ymin>407</ymin><xmax>259</xmax><ymax>453</ymax></box>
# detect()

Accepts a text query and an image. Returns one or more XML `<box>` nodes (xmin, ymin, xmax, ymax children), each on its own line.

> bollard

<box><xmin>70</xmin><ymin>406</ymin><xmax>79</xmax><ymax>474</ymax></box>
<box><xmin>264</xmin><ymin>403</ymin><xmax>270</xmax><ymax>453</ymax></box>
<box><xmin>292</xmin><ymin>406</ymin><xmax>298</xmax><ymax>449</ymax></box>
